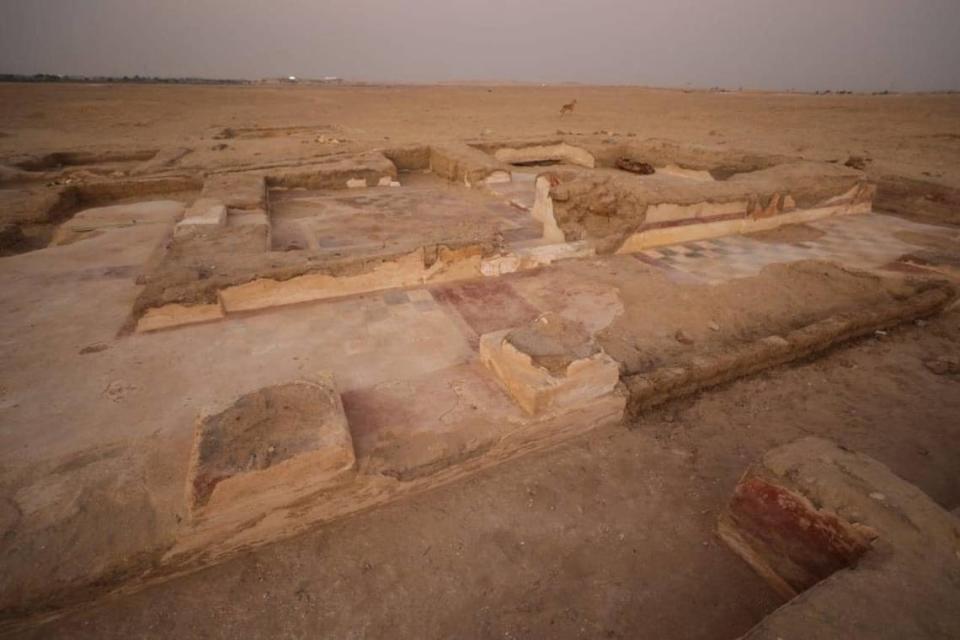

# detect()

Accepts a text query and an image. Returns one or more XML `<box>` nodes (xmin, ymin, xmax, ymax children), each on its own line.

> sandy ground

<box><xmin>1</xmin><ymin>83</ymin><xmax>958</xmax><ymax>190</ymax></box>
<box><xmin>1</xmin><ymin>84</ymin><xmax>959</xmax><ymax>638</ymax></box>
<box><xmin>24</xmin><ymin>307</ymin><xmax>960</xmax><ymax>640</ymax></box>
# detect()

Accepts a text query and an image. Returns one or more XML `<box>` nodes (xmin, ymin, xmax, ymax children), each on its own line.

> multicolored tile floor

<box><xmin>630</xmin><ymin>213</ymin><xmax>942</xmax><ymax>284</ymax></box>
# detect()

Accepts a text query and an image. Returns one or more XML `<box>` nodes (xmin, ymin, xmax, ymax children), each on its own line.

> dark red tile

<box><xmin>430</xmin><ymin>278</ymin><xmax>542</xmax><ymax>336</ymax></box>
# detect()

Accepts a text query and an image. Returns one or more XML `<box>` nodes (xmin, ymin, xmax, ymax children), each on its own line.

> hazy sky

<box><xmin>2</xmin><ymin>0</ymin><xmax>959</xmax><ymax>90</ymax></box>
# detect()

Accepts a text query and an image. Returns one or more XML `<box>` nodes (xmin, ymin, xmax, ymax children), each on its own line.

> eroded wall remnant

<box><xmin>721</xmin><ymin>438</ymin><xmax>960</xmax><ymax>640</ymax></box>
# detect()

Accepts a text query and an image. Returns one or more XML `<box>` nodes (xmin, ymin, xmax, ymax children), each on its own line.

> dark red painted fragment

<box><xmin>729</xmin><ymin>476</ymin><xmax>874</xmax><ymax>591</ymax></box>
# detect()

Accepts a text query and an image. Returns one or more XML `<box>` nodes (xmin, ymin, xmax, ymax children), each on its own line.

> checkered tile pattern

<box><xmin>633</xmin><ymin>213</ymin><xmax>938</xmax><ymax>284</ymax></box>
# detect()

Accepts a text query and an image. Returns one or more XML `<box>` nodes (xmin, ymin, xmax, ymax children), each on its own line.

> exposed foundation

<box><xmin>122</xmin><ymin>139</ymin><xmax>880</xmax><ymax>334</ymax></box>
<box><xmin>2</xmin><ymin>131</ymin><xmax>957</xmax><ymax>633</ymax></box>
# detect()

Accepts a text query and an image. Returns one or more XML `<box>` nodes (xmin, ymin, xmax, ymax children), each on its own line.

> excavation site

<box><xmin>1</xmin><ymin>78</ymin><xmax>959</xmax><ymax>639</ymax></box>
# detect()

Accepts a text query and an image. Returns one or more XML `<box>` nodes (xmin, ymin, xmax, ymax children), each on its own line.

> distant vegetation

<box><xmin>0</xmin><ymin>73</ymin><xmax>352</xmax><ymax>86</ymax></box>
<box><xmin>0</xmin><ymin>73</ymin><xmax>250</xmax><ymax>84</ymax></box>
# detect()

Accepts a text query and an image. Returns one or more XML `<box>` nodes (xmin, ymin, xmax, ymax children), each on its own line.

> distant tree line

<box><xmin>0</xmin><ymin>73</ymin><xmax>251</xmax><ymax>85</ymax></box>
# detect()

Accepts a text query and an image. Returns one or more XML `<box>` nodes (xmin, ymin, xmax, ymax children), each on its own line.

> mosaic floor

<box><xmin>631</xmin><ymin>213</ymin><xmax>939</xmax><ymax>284</ymax></box>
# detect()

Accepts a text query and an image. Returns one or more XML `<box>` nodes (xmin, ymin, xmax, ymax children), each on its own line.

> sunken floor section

<box><xmin>1</xmin><ymin>136</ymin><xmax>959</xmax><ymax>634</ymax></box>
<box><xmin>120</xmin><ymin>138</ymin><xmax>881</xmax><ymax>334</ymax></box>
<box><xmin>269</xmin><ymin>172</ymin><xmax>541</xmax><ymax>253</ymax></box>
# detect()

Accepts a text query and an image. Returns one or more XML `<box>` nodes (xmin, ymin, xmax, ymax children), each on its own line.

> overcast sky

<box><xmin>1</xmin><ymin>0</ymin><xmax>959</xmax><ymax>91</ymax></box>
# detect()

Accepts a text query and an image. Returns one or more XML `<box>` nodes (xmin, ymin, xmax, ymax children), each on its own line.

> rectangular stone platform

<box><xmin>186</xmin><ymin>377</ymin><xmax>356</xmax><ymax>529</ymax></box>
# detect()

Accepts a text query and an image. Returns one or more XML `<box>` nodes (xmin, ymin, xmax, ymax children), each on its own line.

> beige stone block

<box><xmin>428</xmin><ymin>143</ymin><xmax>511</xmax><ymax>186</ymax></box>
<box><xmin>186</xmin><ymin>377</ymin><xmax>356</xmax><ymax>522</ymax></box>
<box><xmin>480</xmin><ymin>315</ymin><xmax>620</xmax><ymax>415</ymax></box>
<box><xmin>532</xmin><ymin>175</ymin><xmax>566</xmax><ymax>243</ymax></box>
<box><xmin>175</xmin><ymin>199</ymin><xmax>227</xmax><ymax>238</ymax></box>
